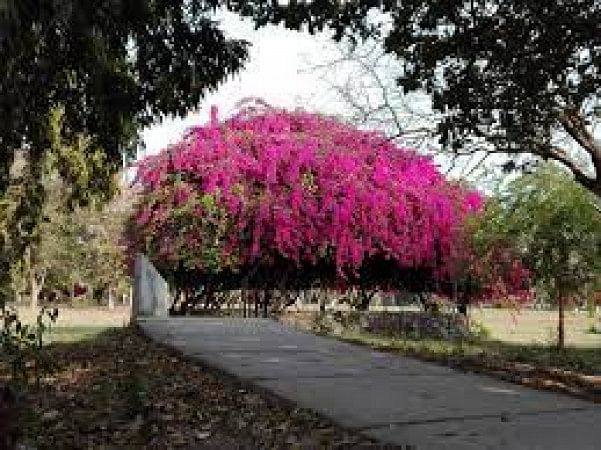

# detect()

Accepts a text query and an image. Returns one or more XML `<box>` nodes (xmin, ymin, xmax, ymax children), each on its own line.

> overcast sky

<box><xmin>141</xmin><ymin>11</ymin><xmax>342</xmax><ymax>158</ymax></box>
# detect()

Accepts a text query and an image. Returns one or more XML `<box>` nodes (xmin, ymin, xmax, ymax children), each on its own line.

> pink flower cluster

<box><xmin>132</xmin><ymin>106</ymin><xmax>483</xmax><ymax>283</ymax></box>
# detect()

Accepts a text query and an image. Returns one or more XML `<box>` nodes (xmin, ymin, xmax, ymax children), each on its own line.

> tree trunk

<box><xmin>108</xmin><ymin>287</ymin><xmax>115</xmax><ymax>311</ymax></box>
<box><xmin>30</xmin><ymin>270</ymin><xmax>39</xmax><ymax>310</ymax></box>
<box><xmin>263</xmin><ymin>290</ymin><xmax>270</xmax><ymax>318</ymax></box>
<box><xmin>558</xmin><ymin>295</ymin><xmax>565</xmax><ymax>349</ymax></box>
<box><xmin>242</xmin><ymin>290</ymin><xmax>247</xmax><ymax>318</ymax></box>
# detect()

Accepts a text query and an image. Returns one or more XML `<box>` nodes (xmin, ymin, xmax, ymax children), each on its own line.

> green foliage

<box><xmin>0</xmin><ymin>2</ymin><xmax>249</xmax><ymax>296</ymax></box>
<box><xmin>469</xmin><ymin>320</ymin><xmax>492</xmax><ymax>341</ymax></box>
<box><xmin>1</xmin><ymin>153</ymin><xmax>133</xmax><ymax>309</ymax></box>
<box><xmin>0</xmin><ymin>0</ymin><xmax>248</xmax><ymax>195</ymax></box>
<box><xmin>481</xmin><ymin>165</ymin><xmax>601</xmax><ymax>298</ymax></box>
<box><xmin>0</xmin><ymin>305</ymin><xmax>58</xmax><ymax>386</ymax></box>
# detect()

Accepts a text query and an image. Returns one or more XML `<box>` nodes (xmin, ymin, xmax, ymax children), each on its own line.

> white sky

<box><xmin>141</xmin><ymin>11</ymin><xmax>342</xmax><ymax>158</ymax></box>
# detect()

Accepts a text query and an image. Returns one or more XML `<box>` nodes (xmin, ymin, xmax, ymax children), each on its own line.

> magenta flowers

<box><xmin>131</xmin><ymin>106</ymin><xmax>486</xmax><ymax>289</ymax></box>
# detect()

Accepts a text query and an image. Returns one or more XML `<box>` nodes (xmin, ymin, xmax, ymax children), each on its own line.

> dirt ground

<box><xmin>3</xmin><ymin>327</ymin><xmax>373</xmax><ymax>449</ymax></box>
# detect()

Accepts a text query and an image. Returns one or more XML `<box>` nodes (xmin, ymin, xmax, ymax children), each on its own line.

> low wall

<box><xmin>279</xmin><ymin>310</ymin><xmax>468</xmax><ymax>340</ymax></box>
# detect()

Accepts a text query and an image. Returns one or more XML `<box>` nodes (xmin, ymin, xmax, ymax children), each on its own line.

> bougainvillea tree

<box><xmin>129</xmin><ymin>105</ymin><xmax>529</xmax><ymax>306</ymax></box>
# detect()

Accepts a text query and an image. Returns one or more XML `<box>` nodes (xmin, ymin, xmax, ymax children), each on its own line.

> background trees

<box><xmin>4</xmin><ymin>168</ymin><xmax>132</xmax><ymax>309</ymax></box>
<box><xmin>476</xmin><ymin>165</ymin><xmax>601</xmax><ymax>347</ymax></box>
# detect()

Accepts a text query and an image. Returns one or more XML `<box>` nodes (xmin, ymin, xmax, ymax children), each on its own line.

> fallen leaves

<box><xmin>10</xmin><ymin>327</ymin><xmax>373</xmax><ymax>449</ymax></box>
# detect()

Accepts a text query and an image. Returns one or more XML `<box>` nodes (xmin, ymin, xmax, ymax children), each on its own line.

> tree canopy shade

<box><xmin>129</xmin><ymin>105</ymin><xmax>515</xmax><ymax>296</ymax></box>
<box><xmin>0</xmin><ymin>0</ymin><xmax>248</xmax><ymax>196</ymax></box>
<box><xmin>227</xmin><ymin>1</ymin><xmax>601</xmax><ymax>197</ymax></box>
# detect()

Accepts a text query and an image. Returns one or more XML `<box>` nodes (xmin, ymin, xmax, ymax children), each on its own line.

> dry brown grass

<box><xmin>472</xmin><ymin>308</ymin><xmax>601</xmax><ymax>347</ymax></box>
<box><xmin>15</xmin><ymin>305</ymin><xmax>131</xmax><ymax>328</ymax></box>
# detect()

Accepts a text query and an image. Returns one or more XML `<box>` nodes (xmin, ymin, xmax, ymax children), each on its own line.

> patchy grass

<box><xmin>4</xmin><ymin>327</ymin><xmax>373</xmax><ymax>449</ymax></box>
<box><xmin>45</xmin><ymin>326</ymin><xmax>117</xmax><ymax>343</ymax></box>
<box><xmin>586</xmin><ymin>324</ymin><xmax>601</xmax><ymax>335</ymax></box>
<box><xmin>334</xmin><ymin>330</ymin><xmax>601</xmax><ymax>402</ymax></box>
<box><xmin>340</xmin><ymin>331</ymin><xmax>601</xmax><ymax>373</ymax></box>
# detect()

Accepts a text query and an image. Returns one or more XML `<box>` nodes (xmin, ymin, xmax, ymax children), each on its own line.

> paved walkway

<box><xmin>139</xmin><ymin>318</ymin><xmax>601</xmax><ymax>449</ymax></box>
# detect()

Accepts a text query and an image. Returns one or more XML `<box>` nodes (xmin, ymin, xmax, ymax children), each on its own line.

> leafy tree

<box><xmin>26</xmin><ymin>176</ymin><xmax>133</xmax><ymax>308</ymax></box>
<box><xmin>478</xmin><ymin>165</ymin><xmax>601</xmax><ymax>348</ymax></box>
<box><xmin>2</xmin><ymin>149</ymin><xmax>132</xmax><ymax>309</ymax></box>
<box><xmin>0</xmin><ymin>1</ymin><xmax>248</xmax><ymax>307</ymax></box>
<box><xmin>1</xmin><ymin>1</ymin><xmax>248</xmax><ymax>193</ymax></box>
<box><xmin>229</xmin><ymin>1</ymin><xmax>601</xmax><ymax>197</ymax></box>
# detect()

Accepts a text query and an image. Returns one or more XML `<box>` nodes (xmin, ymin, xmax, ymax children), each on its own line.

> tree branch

<box><xmin>559</xmin><ymin>109</ymin><xmax>601</xmax><ymax>179</ymax></box>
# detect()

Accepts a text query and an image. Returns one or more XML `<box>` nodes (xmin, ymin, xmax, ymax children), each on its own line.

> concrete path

<box><xmin>139</xmin><ymin>318</ymin><xmax>601</xmax><ymax>449</ymax></box>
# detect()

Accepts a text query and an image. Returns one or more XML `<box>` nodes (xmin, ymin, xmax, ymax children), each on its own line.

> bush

<box><xmin>0</xmin><ymin>305</ymin><xmax>58</xmax><ymax>448</ymax></box>
<box><xmin>1</xmin><ymin>305</ymin><xmax>58</xmax><ymax>385</ymax></box>
<box><xmin>469</xmin><ymin>320</ymin><xmax>492</xmax><ymax>341</ymax></box>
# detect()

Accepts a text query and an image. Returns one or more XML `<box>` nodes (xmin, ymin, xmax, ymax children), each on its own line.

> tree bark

<box><xmin>242</xmin><ymin>290</ymin><xmax>247</xmax><ymax>318</ymax></box>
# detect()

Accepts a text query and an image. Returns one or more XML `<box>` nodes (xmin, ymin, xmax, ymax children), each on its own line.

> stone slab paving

<box><xmin>139</xmin><ymin>318</ymin><xmax>601</xmax><ymax>449</ymax></box>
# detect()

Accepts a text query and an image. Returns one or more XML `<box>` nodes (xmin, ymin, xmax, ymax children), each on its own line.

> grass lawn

<box><xmin>44</xmin><ymin>326</ymin><xmax>118</xmax><ymax>343</ymax></box>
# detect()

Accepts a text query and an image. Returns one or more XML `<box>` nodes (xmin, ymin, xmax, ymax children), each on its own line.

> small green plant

<box><xmin>0</xmin><ymin>305</ymin><xmax>59</xmax><ymax>386</ymax></box>
<box><xmin>120</xmin><ymin>371</ymin><xmax>150</xmax><ymax>418</ymax></box>
<box><xmin>1</xmin><ymin>305</ymin><xmax>58</xmax><ymax>449</ymax></box>
<box><xmin>469</xmin><ymin>320</ymin><xmax>491</xmax><ymax>341</ymax></box>
<box><xmin>586</xmin><ymin>324</ymin><xmax>601</xmax><ymax>335</ymax></box>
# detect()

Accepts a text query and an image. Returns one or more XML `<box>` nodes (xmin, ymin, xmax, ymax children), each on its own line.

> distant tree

<box><xmin>1</xmin><ymin>118</ymin><xmax>133</xmax><ymax>309</ymax></box>
<box><xmin>8</xmin><ymin>172</ymin><xmax>133</xmax><ymax>309</ymax></box>
<box><xmin>478</xmin><ymin>165</ymin><xmax>601</xmax><ymax>348</ymax></box>
<box><xmin>230</xmin><ymin>1</ymin><xmax>601</xmax><ymax>197</ymax></box>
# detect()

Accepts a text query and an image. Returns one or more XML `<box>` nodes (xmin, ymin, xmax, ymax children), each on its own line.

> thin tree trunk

<box><xmin>263</xmin><ymin>290</ymin><xmax>269</xmax><ymax>318</ymax></box>
<box><xmin>30</xmin><ymin>270</ymin><xmax>38</xmax><ymax>310</ymax></box>
<box><xmin>108</xmin><ymin>287</ymin><xmax>115</xmax><ymax>310</ymax></box>
<box><xmin>254</xmin><ymin>291</ymin><xmax>259</xmax><ymax>317</ymax></box>
<box><xmin>243</xmin><ymin>290</ymin><xmax>247</xmax><ymax>318</ymax></box>
<box><xmin>558</xmin><ymin>295</ymin><xmax>565</xmax><ymax>349</ymax></box>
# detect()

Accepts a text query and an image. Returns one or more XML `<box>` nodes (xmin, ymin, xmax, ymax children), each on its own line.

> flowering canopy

<box><xmin>129</xmin><ymin>105</ymin><xmax>525</xmax><ymax>297</ymax></box>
